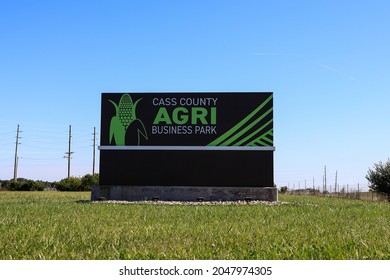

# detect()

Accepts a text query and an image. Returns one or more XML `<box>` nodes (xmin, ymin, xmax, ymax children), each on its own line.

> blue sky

<box><xmin>0</xmin><ymin>0</ymin><xmax>389</xmax><ymax>191</ymax></box>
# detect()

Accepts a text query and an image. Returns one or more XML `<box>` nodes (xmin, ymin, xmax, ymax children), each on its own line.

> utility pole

<box><xmin>13</xmin><ymin>124</ymin><xmax>21</xmax><ymax>182</ymax></box>
<box><xmin>324</xmin><ymin>165</ymin><xmax>327</xmax><ymax>193</ymax></box>
<box><xmin>335</xmin><ymin>170</ymin><xmax>338</xmax><ymax>193</ymax></box>
<box><xmin>64</xmin><ymin>125</ymin><xmax>73</xmax><ymax>179</ymax></box>
<box><xmin>92</xmin><ymin>127</ymin><xmax>96</xmax><ymax>175</ymax></box>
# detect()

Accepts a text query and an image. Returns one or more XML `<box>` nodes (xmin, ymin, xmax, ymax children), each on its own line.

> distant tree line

<box><xmin>0</xmin><ymin>174</ymin><xmax>99</xmax><ymax>192</ymax></box>
<box><xmin>278</xmin><ymin>159</ymin><xmax>390</xmax><ymax>202</ymax></box>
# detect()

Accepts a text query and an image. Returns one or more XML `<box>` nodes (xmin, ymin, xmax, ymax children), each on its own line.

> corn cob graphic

<box><xmin>109</xmin><ymin>94</ymin><xmax>148</xmax><ymax>145</ymax></box>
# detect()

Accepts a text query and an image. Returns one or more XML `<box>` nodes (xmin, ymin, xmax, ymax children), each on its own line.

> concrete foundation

<box><xmin>91</xmin><ymin>185</ymin><xmax>278</xmax><ymax>202</ymax></box>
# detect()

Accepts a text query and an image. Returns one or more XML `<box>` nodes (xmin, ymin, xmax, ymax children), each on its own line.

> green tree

<box><xmin>0</xmin><ymin>180</ymin><xmax>11</xmax><ymax>190</ymax></box>
<box><xmin>279</xmin><ymin>186</ymin><xmax>288</xmax><ymax>194</ymax></box>
<box><xmin>81</xmin><ymin>173</ymin><xmax>99</xmax><ymax>191</ymax></box>
<box><xmin>366</xmin><ymin>159</ymin><xmax>390</xmax><ymax>199</ymax></box>
<box><xmin>8</xmin><ymin>179</ymin><xmax>45</xmax><ymax>191</ymax></box>
<box><xmin>56</xmin><ymin>177</ymin><xmax>82</xmax><ymax>191</ymax></box>
<box><xmin>56</xmin><ymin>174</ymin><xmax>99</xmax><ymax>191</ymax></box>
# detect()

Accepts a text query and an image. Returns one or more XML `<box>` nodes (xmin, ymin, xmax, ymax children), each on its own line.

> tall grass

<box><xmin>0</xmin><ymin>192</ymin><xmax>389</xmax><ymax>259</ymax></box>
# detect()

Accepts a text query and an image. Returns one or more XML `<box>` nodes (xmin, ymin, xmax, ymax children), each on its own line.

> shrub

<box><xmin>56</xmin><ymin>177</ymin><xmax>83</xmax><ymax>191</ymax></box>
<box><xmin>279</xmin><ymin>186</ymin><xmax>288</xmax><ymax>194</ymax></box>
<box><xmin>81</xmin><ymin>173</ymin><xmax>99</xmax><ymax>191</ymax></box>
<box><xmin>56</xmin><ymin>174</ymin><xmax>99</xmax><ymax>191</ymax></box>
<box><xmin>8</xmin><ymin>179</ymin><xmax>45</xmax><ymax>191</ymax></box>
<box><xmin>366</xmin><ymin>159</ymin><xmax>390</xmax><ymax>198</ymax></box>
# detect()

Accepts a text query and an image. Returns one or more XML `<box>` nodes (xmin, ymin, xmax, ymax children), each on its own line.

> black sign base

<box><xmin>99</xmin><ymin>150</ymin><xmax>274</xmax><ymax>187</ymax></box>
<box><xmin>91</xmin><ymin>185</ymin><xmax>277</xmax><ymax>202</ymax></box>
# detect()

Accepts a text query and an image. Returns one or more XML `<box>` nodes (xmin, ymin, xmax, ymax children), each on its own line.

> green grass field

<box><xmin>0</xmin><ymin>191</ymin><xmax>389</xmax><ymax>260</ymax></box>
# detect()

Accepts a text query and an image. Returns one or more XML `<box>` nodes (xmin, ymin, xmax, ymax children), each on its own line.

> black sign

<box><xmin>100</xmin><ymin>92</ymin><xmax>273</xmax><ymax>149</ymax></box>
<box><xmin>99</xmin><ymin>92</ymin><xmax>274</xmax><ymax>187</ymax></box>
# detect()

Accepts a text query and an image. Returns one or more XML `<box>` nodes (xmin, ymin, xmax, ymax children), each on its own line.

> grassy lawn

<box><xmin>0</xmin><ymin>191</ymin><xmax>389</xmax><ymax>260</ymax></box>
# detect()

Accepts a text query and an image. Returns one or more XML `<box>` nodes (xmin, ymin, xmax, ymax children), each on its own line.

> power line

<box><xmin>1</xmin><ymin>124</ymin><xmax>99</xmax><ymax>180</ymax></box>
<box><xmin>0</xmin><ymin>131</ymin><xmax>14</xmax><ymax>136</ymax></box>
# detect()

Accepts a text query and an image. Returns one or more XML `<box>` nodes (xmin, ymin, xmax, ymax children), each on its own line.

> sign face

<box><xmin>99</xmin><ymin>92</ymin><xmax>274</xmax><ymax>187</ymax></box>
<box><xmin>100</xmin><ymin>92</ymin><xmax>273</xmax><ymax>150</ymax></box>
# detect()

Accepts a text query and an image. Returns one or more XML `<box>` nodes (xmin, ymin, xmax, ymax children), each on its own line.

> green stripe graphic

<box><xmin>208</xmin><ymin>94</ymin><xmax>273</xmax><ymax>147</ymax></box>
<box><xmin>233</xmin><ymin>119</ymin><xmax>273</xmax><ymax>146</ymax></box>
<box><xmin>248</xmin><ymin>128</ymin><xmax>273</xmax><ymax>146</ymax></box>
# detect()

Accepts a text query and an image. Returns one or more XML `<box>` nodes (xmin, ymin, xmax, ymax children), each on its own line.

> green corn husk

<box><xmin>109</xmin><ymin>94</ymin><xmax>144</xmax><ymax>145</ymax></box>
